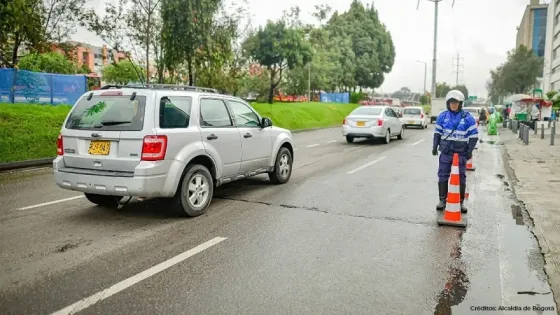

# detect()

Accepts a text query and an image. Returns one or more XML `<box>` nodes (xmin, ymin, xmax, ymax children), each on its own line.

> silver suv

<box><xmin>53</xmin><ymin>84</ymin><xmax>294</xmax><ymax>216</ymax></box>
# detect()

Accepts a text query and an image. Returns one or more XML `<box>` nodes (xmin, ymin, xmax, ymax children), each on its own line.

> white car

<box><xmin>402</xmin><ymin>106</ymin><xmax>428</xmax><ymax>129</ymax></box>
<box><xmin>342</xmin><ymin>106</ymin><xmax>404</xmax><ymax>144</ymax></box>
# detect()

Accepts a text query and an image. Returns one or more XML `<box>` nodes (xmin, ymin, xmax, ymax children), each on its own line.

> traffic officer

<box><xmin>432</xmin><ymin>90</ymin><xmax>479</xmax><ymax>213</ymax></box>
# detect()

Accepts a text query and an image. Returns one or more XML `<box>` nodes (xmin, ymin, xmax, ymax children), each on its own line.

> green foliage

<box><xmin>436</xmin><ymin>82</ymin><xmax>451</xmax><ymax>98</ymax></box>
<box><xmin>350</xmin><ymin>92</ymin><xmax>367</xmax><ymax>104</ymax></box>
<box><xmin>17</xmin><ymin>52</ymin><xmax>83</xmax><ymax>74</ymax></box>
<box><xmin>102</xmin><ymin>60</ymin><xmax>145</xmax><ymax>85</ymax></box>
<box><xmin>419</xmin><ymin>95</ymin><xmax>429</xmax><ymax>105</ymax></box>
<box><xmin>487</xmin><ymin>45</ymin><xmax>544</xmax><ymax>98</ymax></box>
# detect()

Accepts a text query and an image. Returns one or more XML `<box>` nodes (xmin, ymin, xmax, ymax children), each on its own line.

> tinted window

<box><xmin>159</xmin><ymin>96</ymin><xmax>192</xmax><ymax>128</ymax></box>
<box><xmin>200</xmin><ymin>99</ymin><xmax>233</xmax><ymax>127</ymax></box>
<box><xmin>403</xmin><ymin>108</ymin><xmax>421</xmax><ymax>115</ymax></box>
<box><xmin>350</xmin><ymin>107</ymin><xmax>382</xmax><ymax>115</ymax></box>
<box><xmin>228</xmin><ymin>101</ymin><xmax>260</xmax><ymax>127</ymax></box>
<box><xmin>65</xmin><ymin>95</ymin><xmax>146</xmax><ymax>131</ymax></box>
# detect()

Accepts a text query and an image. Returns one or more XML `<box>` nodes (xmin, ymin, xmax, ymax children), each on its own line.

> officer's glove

<box><xmin>467</xmin><ymin>152</ymin><xmax>473</xmax><ymax>160</ymax></box>
<box><xmin>432</xmin><ymin>148</ymin><xmax>438</xmax><ymax>156</ymax></box>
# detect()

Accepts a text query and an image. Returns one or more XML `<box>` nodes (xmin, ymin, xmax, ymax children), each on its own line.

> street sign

<box><xmin>533</xmin><ymin>88</ymin><xmax>542</xmax><ymax>98</ymax></box>
<box><xmin>468</xmin><ymin>96</ymin><xmax>477</xmax><ymax>101</ymax></box>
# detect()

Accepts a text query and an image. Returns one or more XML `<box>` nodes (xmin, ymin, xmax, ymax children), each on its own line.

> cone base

<box><xmin>466</xmin><ymin>167</ymin><xmax>476</xmax><ymax>171</ymax></box>
<box><xmin>436</xmin><ymin>212</ymin><xmax>467</xmax><ymax>227</ymax></box>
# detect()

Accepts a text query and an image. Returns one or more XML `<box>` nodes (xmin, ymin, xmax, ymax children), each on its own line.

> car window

<box><xmin>350</xmin><ymin>107</ymin><xmax>382</xmax><ymax>115</ymax></box>
<box><xmin>403</xmin><ymin>108</ymin><xmax>421</xmax><ymax>115</ymax></box>
<box><xmin>200</xmin><ymin>99</ymin><xmax>233</xmax><ymax>127</ymax></box>
<box><xmin>228</xmin><ymin>100</ymin><xmax>261</xmax><ymax>127</ymax></box>
<box><xmin>159</xmin><ymin>96</ymin><xmax>192</xmax><ymax>129</ymax></box>
<box><xmin>65</xmin><ymin>95</ymin><xmax>146</xmax><ymax>131</ymax></box>
<box><xmin>385</xmin><ymin>108</ymin><xmax>397</xmax><ymax>117</ymax></box>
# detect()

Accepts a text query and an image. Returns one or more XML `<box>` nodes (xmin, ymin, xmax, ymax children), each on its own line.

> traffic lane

<box><xmin>0</xmin><ymin>127</ymin><xmax>427</xmax><ymax>300</ymax></box>
<box><xmin>48</xmin><ymin>203</ymin><xmax>460</xmax><ymax>315</ymax></box>
<box><xmin>0</xmin><ymin>126</ymin><xmax>346</xmax><ymax>212</ymax></box>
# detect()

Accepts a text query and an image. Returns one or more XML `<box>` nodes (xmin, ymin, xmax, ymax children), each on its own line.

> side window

<box><xmin>386</xmin><ymin>108</ymin><xmax>396</xmax><ymax>117</ymax></box>
<box><xmin>159</xmin><ymin>96</ymin><xmax>192</xmax><ymax>128</ymax></box>
<box><xmin>199</xmin><ymin>99</ymin><xmax>233</xmax><ymax>127</ymax></box>
<box><xmin>228</xmin><ymin>100</ymin><xmax>260</xmax><ymax>127</ymax></box>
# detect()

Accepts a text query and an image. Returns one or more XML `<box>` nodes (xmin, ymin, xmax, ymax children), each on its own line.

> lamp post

<box><xmin>416</xmin><ymin>60</ymin><xmax>427</xmax><ymax>100</ymax></box>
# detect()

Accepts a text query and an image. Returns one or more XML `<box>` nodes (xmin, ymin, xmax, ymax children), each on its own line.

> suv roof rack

<box><xmin>100</xmin><ymin>84</ymin><xmax>218</xmax><ymax>93</ymax></box>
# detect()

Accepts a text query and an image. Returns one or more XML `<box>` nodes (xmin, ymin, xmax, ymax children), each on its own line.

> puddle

<box><xmin>434</xmin><ymin>230</ymin><xmax>470</xmax><ymax>315</ymax></box>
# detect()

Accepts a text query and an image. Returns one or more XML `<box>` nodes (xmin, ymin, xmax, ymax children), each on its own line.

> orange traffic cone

<box><xmin>466</xmin><ymin>156</ymin><xmax>476</xmax><ymax>171</ymax></box>
<box><xmin>437</xmin><ymin>153</ymin><xmax>467</xmax><ymax>227</ymax></box>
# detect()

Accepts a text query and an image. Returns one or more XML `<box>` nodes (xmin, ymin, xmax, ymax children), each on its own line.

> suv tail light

<box><xmin>141</xmin><ymin>135</ymin><xmax>167</xmax><ymax>161</ymax></box>
<box><xmin>57</xmin><ymin>134</ymin><xmax>63</xmax><ymax>155</ymax></box>
<box><xmin>420</xmin><ymin>113</ymin><xmax>424</xmax><ymax>119</ymax></box>
<box><xmin>377</xmin><ymin>119</ymin><xmax>384</xmax><ymax>126</ymax></box>
<box><xmin>343</xmin><ymin>118</ymin><xmax>347</xmax><ymax>125</ymax></box>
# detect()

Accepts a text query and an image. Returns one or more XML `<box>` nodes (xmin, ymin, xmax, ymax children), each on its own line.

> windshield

<box><xmin>350</xmin><ymin>107</ymin><xmax>382</xmax><ymax>116</ymax></box>
<box><xmin>65</xmin><ymin>95</ymin><xmax>146</xmax><ymax>131</ymax></box>
<box><xmin>403</xmin><ymin>108</ymin><xmax>421</xmax><ymax>115</ymax></box>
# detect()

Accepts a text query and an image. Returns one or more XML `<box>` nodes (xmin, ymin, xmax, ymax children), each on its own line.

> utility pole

<box><xmin>418</xmin><ymin>0</ymin><xmax>455</xmax><ymax>102</ymax></box>
<box><xmin>452</xmin><ymin>53</ymin><xmax>464</xmax><ymax>86</ymax></box>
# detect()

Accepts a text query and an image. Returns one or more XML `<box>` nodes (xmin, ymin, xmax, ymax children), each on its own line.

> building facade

<box><xmin>543</xmin><ymin>0</ymin><xmax>560</xmax><ymax>93</ymax></box>
<box><xmin>516</xmin><ymin>0</ymin><xmax>548</xmax><ymax>57</ymax></box>
<box><xmin>52</xmin><ymin>41</ymin><xmax>128</xmax><ymax>76</ymax></box>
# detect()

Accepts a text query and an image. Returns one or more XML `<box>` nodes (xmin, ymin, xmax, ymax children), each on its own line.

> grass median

<box><xmin>0</xmin><ymin>101</ymin><xmax>358</xmax><ymax>164</ymax></box>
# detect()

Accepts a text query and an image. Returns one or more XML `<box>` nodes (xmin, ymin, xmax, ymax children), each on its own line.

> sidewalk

<box><xmin>498</xmin><ymin>124</ymin><xmax>560</xmax><ymax>307</ymax></box>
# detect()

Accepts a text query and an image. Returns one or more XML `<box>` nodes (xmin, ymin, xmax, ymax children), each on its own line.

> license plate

<box><xmin>88</xmin><ymin>141</ymin><xmax>110</xmax><ymax>155</ymax></box>
<box><xmin>357</xmin><ymin>121</ymin><xmax>365</xmax><ymax>127</ymax></box>
<box><xmin>409</xmin><ymin>121</ymin><xmax>415</xmax><ymax>124</ymax></box>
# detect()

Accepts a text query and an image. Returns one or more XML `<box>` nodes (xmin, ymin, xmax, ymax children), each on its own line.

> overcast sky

<box><xmin>75</xmin><ymin>0</ymin><xmax>535</xmax><ymax>97</ymax></box>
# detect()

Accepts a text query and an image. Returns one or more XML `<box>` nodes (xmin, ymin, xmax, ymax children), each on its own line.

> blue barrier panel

<box><xmin>0</xmin><ymin>68</ymin><xmax>87</xmax><ymax>105</ymax></box>
<box><xmin>319</xmin><ymin>92</ymin><xmax>350</xmax><ymax>104</ymax></box>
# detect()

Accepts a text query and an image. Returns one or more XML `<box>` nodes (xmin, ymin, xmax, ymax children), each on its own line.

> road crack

<box><xmin>213</xmin><ymin>196</ymin><xmax>433</xmax><ymax>226</ymax></box>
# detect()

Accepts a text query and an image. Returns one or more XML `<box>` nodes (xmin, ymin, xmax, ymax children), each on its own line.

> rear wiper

<box><xmin>94</xmin><ymin>120</ymin><xmax>132</xmax><ymax>127</ymax></box>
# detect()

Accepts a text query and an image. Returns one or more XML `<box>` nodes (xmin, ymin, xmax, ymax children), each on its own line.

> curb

<box><xmin>0</xmin><ymin>158</ymin><xmax>54</xmax><ymax>172</ymax></box>
<box><xmin>0</xmin><ymin>126</ymin><xmax>340</xmax><ymax>172</ymax></box>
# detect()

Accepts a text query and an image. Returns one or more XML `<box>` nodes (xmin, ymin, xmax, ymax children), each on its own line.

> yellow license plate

<box><xmin>88</xmin><ymin>141</ymin><xmax>110</xmax><ymax>155</ymax></box>
<box><xmin>357</xmin><ymin>121</ymin><xmax>365</xmax><ymax>127</ymax></box>
<box><xmin>409</xmin><ymin>121</ymin><xmax>415</xmax><ymax>124</ymax></box>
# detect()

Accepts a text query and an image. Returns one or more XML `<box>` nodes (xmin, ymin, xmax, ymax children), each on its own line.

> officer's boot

<box><xmin>460</xmin><ymin>183</ymin><xmax>468</xmax><ymax>213</ymax></box>
<box><xmin>436</xmin><ymin>182</ymin><xmax>447</xmax><ymax>211</ymax></box>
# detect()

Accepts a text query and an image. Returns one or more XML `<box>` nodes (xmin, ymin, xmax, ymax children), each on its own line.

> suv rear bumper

<box><xmin>53</xmin><ymin>157</ymin><xmax>174</xmax><ymax>198</ymax></box>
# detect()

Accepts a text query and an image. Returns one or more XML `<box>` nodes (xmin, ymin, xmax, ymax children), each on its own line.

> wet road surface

<box><xmin>0</xmin><ymin>126</ymin><xmax>556</xmax><ymax>314</ymax></box>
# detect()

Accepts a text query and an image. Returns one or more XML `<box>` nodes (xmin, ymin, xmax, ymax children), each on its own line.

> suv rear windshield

<box><xmin>351</xmin><ymin>107</ymin><xmax>382</xmax><ymax>115</ymax></box>
<box><xmin>403</xmin><ymin>108</ymin><xmax>421</xmax><ymax>115</ymax></box>
<box><xmin>65</xmin><ymin>95</ymin><xmax>146</xmax><ymax>131</ymax></box>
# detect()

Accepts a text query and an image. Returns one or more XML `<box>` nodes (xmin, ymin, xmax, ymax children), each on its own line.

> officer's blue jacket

<box><xmin>433</xmin><ymin>109</ymin><xmax>479</xmax><ymax>155</ymax></box>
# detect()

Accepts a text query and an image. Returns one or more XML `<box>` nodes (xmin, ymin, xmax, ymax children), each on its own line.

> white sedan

<box><xmin>342</xmin><ymin>105</ymin><xmax>404</xmax><ymax>144</ymax></box>
<box><xmin>402</xmin><ymin>106</ymin><xmax>429</xmax><ymax>129</ymax></box>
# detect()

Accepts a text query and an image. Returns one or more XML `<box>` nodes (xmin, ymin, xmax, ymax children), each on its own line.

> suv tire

<box><xmin>84</xmin><ymin>193</ymin><xmax>123</xmax><ymax>207</ymax></box>
<box><xmin>172</xmin><ymin>164</ymin><xmax>214</xmax><ymax>217</ymax></box>
<box><xmin>268</xmin><ymin>147</ymin><xmax>292</xmax><ymax>184</ymax></box>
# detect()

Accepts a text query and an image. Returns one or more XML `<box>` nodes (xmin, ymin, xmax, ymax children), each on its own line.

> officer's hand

<box><xmin>432</xmin><ymin>148</ymin><xmax>438</xmax><ymax>156</ymax></box>
<box><xmin>467</xmin><ymin>152</ymin><xmax>473</xmax><ymax>160</ymax></box>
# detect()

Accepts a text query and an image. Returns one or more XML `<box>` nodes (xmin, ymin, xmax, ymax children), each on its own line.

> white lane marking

<box><xmin>50</xmin><ymin>237</ymin><xmax>227</xmax><ymax>315</ymax></box>
<box><xmin>327</xmin><ymin>140</ymin><xmax>337</xmax><ymax>143</ymax></box>
<box><xmin>347</xmin><ymin>156</ymin><xmax>387</xmax><ymax>175</ymax></box>
<box><xmin>306</xmin><ymin>144</ymin><xmax>320</xmax><ymax>148</ymax></box>
<box><xmin>412</xmin><ymin>139</ymin><xmax>426</xmax><ymax>146</ymax></box>
<box><xmin>17</xmin><ymin>195</ymin><xmax>85</xmax><ymax>210</ymax></box>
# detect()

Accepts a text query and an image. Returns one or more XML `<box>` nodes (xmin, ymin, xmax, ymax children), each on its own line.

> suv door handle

<box><xmin>207</xmin><ymin>134</ymin><xmax>218</xmax><ymax>140</ymax></box>
<box><xmin>243</xmin><ymin>133</ymin><xmax>252</xmax><ymax>138</ymax></box>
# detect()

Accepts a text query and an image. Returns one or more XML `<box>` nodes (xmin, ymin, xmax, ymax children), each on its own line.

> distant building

<box><xmin>52</xmin><ymin>41</ymin><xmax>129</xmax><ymax>76</ymax></box>
<box><xmin>516</xmin><ymin>0</ymin><xmax>548</xmax><ymax>57</ymax></box>
<box><xmin>543</xmin><ymin>0</ymin><xmax>560</xmax><ymax>93</ymax></box>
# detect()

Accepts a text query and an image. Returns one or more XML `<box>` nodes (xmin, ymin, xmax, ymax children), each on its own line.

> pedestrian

<box><xmin>530</xmin><ymin>103</ymin><xmax>540</xmax><ymax>130</ymax></box>
<box><xmin>432</xmin><ymin>90</ymin><xmax>479</xmax><ymax>213</ymax></box>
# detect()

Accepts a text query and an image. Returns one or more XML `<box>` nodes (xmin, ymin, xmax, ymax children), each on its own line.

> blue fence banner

<box><xmin>319</xmin><ymin>92</ymin><xmax>349</xmax><ymax>104</ymax></box>
<box><xmin>0</xmin><ymin>68</ymin><xmax>87</xmax><ymax>105</ymax></box>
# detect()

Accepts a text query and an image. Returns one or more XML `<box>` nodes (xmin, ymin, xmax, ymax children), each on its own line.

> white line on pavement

<box><xmin>306</xmin><ymin>144</ymin><xmax>320</xmax><ymax>148</ymax></box>
<box><xmin>327</xmin><ymin>140</ymin><xmax>337</xmax><ymax>143</ymax></box>
<box><xmin>17</xmin><ymin>195</ymin><xmax>85</xmax><ymax>210</ymax></box>
<box><xmin>50</xmin><ymin>237</ymin><xmax>227</xmax><ymax>315</ymax></box>
<box><xmin>412</xmin><ymin>139</ymin><xmax>426</xmax><ymax>146</ymax></box>
<box><xmin>347</xmin><ymin>156</ymin><xmax>387</xmax><ymax>175</ymax></box>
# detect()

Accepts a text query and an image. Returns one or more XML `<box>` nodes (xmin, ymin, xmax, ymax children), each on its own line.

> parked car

<box><xmin>401</xmin><ymin>106</ymin><xmax>429</xmax><ymax>129</ymax></box>
<box><xmin>342</xmin><ymin>105</ymin><xmax>404</xmax><ymax>144</ymax></box>
<box><xmin>53</xmin><ymin>84</ymin><xmax>294</xmax><ymax>217</ymax></box>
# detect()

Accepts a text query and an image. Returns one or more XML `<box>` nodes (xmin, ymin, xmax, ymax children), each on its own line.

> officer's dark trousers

<box><xmin>437</xmin><ymin>153</ymin><xmax>467</xmax><ymax>184</ymax></box>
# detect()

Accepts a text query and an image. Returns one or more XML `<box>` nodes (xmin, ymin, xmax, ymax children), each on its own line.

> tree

<box><xmin>161</xmin><ymin>0</ymin><xmax>222</xmax><ymax>85</ymax></box>
<box><xmin>18</xmin><ymin>51</ymin><xmax>83</xmax><ymax>74</ymax></box>
<box><xmin>436</xmin><ymin>82</ymin><xmax>451</xmax><ymax>98</ymax></box>
<box><xmin>101</xmin><ymin>60</ymin><xmax>145</xmax><ymax>85</ymax></box>
<box><xmin>126</xmin><ymin>0</ymin><xmax>162</xmax><ymax>84</ymax></box>
<box><xmin>244</xmin><ymin>20</ymin><xmax>313</xmax><ymax>103</ymax></box>
<box><xmin>41</xmin><ymin>0</ymin><xmax>87</xmax><ymax>43</ymax></box>
<box><xmin>487</xmin><ymin>45</ymin><xmax>543</xmax><ymax>96</ymax></box>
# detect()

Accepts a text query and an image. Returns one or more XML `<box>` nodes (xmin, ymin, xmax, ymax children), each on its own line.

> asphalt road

<box><xmin>0</xmin><ymin>126</ymin><xmax>556</xmax><ymax>315</ymax></box>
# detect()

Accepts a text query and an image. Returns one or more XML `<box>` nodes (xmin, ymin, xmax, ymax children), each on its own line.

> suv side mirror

<box><xmin>261</xmin><ymin>117</ymin><xmax>272</xmax><ymax>127</ymax></box>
